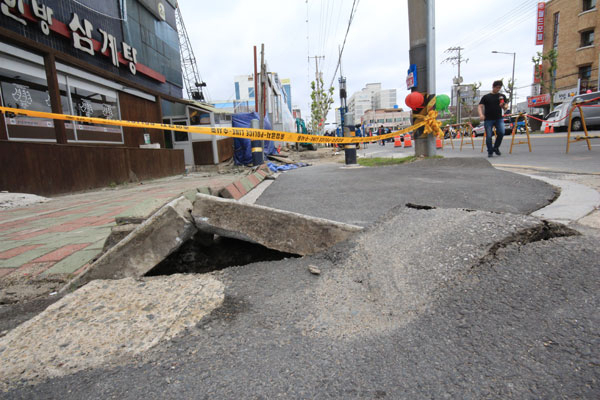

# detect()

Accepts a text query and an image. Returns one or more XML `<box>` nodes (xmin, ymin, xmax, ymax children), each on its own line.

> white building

<box><xmin>362</xmin><ymin>108</ymin><xmax>411</xmax><ymax>132</ymax></box>
<box><xmin>347</xmin><ymin>83</ymin><xmax>397</xmax><ymax>125</ymax></box>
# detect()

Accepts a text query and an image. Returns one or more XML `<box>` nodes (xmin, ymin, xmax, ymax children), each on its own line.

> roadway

<box><xmin>360</xmin><ymin>132</ymin><xmax>600</xmax><ymax>174</ymax></box>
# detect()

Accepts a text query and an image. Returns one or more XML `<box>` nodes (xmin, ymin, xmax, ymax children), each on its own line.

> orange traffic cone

<box><xmin>403</xmin><ymin>133</ymin><xmax>412</xmax><ymax>148</ymax></box>
<box><xmin>394</xmin><ymin>136</ymin><xmax>402</xmax><ymax>147</ymax></box>
<box><xmin>544</xmin><ymin>124</ymin><xmax>550</xmax><ymax>133</ymax></box>
<box><xmin>549</xmin><ymin>125</ymin><xmax>554</xmax><ymax>133</ymax></box>
<box><xmin>436</xmin><ymin>136</ymin><xmax>442</xmax><ymax>149</ymax></box>
<box><xmin>456</xmin><ymin>130</ymin><xmax>461</xmax><ymax>139</ymax></box>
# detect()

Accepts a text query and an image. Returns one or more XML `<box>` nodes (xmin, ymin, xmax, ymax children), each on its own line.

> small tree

<box><xmin>532</xmin><ymin>49</ymin><xmax>558</xmax><ymax>110</ymax></box>
<box><xmin>460</xmin><ymin>82</ymin><xmax>481</xmax><ymax>118</ymax></box>
<box><xmin>309</xmin><ymin>77</ymin><xmax>335</xmax><ymax>134</ymax></box>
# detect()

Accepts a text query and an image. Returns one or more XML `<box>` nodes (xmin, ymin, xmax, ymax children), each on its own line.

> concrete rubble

<box><xmin>63</xmin><ymin>197</ymin><xmax>197</xmax><ymax>291</ymax></box>
<box><xmin>192</xmin><ymin>193</ymin><xmax>363</xmax><ymax>256</ymax></box>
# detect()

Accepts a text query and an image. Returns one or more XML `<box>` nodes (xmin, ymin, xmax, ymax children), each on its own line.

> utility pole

<box><xmin>408</xmin><ymin>0</ymin><xmax>436</xmax><ymax>156</ymax></box>
<box><xmin>443</xmin><ymin>46</ymin><xmax>467</xmax><ymax>123</ymax></box>
<box><xmin>252</xmin><ymin>43</ymin><xmax>265</xmax><ymax>166</ymax></box>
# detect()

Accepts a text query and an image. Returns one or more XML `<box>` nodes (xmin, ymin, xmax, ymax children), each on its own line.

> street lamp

<box><xmin>492</xmin><ymin>51</ymin><xmax>516</xmax><ymax>113</ymax></box>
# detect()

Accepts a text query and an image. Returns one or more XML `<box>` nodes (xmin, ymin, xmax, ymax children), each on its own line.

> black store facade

<box><xmin>0</xmin><ymin>0</ymin><xmax>187</xmax><ymax>195</ymax></box>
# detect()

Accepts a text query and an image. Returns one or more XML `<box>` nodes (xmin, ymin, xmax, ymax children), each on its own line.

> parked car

<box><xmin>472</xmin><ymin>125</ymin><xmax>485</xmax><ymax>137</ymax></box>
<box><xmin>542</xmin><ymin>91</ymin><xmax>600</xmax><ymax>131</ymax></box>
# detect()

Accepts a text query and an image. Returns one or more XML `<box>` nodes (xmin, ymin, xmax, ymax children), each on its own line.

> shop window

<box><xmin>583</xmin><ymin>0</ymin><xmax>596</xmax><ymax>11</ymax></box>
<box><xmin>0</xmin><ymin>55</ymin><xmax>70</xmax><ymax>142</ymax></box>
<box><xmin>552</xmin><ymin>13</ymin><xmax>559</xmax><ymax>49</ymax></box>
<box><xmin>580</xmin><ymin>30</ymin><xmax>594</xmax><ymax>47</ymax></box>
<box><xmin>68</xmin><ymin>82</ymin><xmax>122</xmax><ymax>143</ymax></box>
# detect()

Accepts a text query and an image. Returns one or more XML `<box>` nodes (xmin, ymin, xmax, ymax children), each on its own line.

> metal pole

<box><xmin>427</xmin><ymin>0</ymin><xmax>436</xmax><ymax>94</ymax></box>
<box><xmin>510</xmin><ymin>52</ymin><xmax>516</xmax><ymax>113</ymax></box>
<box><xmin>253</xmin><ymin>46</ymin><xmax>258</xmax><ymax>112</ymax></box>
<box><xmin>408</xmin><ymin>0</ymin><xmax>436</xmax><ymax>157</ymax></box>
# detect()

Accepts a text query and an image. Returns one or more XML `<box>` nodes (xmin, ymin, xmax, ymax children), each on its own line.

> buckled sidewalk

<box><xmin>0</xmin><ymin>165</ymin><xmax>271</xmax><ymax>303</ymax></box>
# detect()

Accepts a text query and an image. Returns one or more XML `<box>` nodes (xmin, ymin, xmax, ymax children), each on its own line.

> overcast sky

<box><xmin>178</xmin><ymin>0</ymin><xmax>543</xmax><ymax>121</ymax></box>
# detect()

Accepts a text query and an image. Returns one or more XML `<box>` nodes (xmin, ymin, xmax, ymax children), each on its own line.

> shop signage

<box><xmin>533</xmin><ymin>64</ymin><xmax>543</xmax><ymax>84</ymax></box>
<box><xmin>527</xmin><ymin>93</ymin><xmax>550</xmax><ymax>107</ymax></box>
<box><xmin>406</xmin><ymin>64</ymin><xmax>417</xmax><ymax>90</ymax></box>
<box><xmin>535</xmin><ymin>2</ymin><xmax>545</xmax><ymax>45</ymax></box>
<box><xmin>0</xmin><ymin>0</ymin><xmax>165</xmax><ymax>82</ymax></box>
<box><xmin>554</xmin><ymin>88</ymin><xmax>577</xmax><ymax>103</ymax></box>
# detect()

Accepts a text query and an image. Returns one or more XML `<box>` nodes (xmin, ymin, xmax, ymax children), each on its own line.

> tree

<box><xmin>532</xmin><ymin>49</ymin><xmax>558</xmax><ymax>110</ymax></box>
<box><xmin>309</xmin><ymin>77</ymin><xmax>335</xmax><ymax>134</ymax></box>
<box><xmin>460</xmin><ymin>82</ymin><xmax>481</xmax><ymax>118</ymax></box>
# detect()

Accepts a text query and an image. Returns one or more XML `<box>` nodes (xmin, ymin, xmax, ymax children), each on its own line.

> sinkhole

<box><xmin>146</xmin><ymin>231</ymin><xmax>300</xmax><ymax>276</ymax></box>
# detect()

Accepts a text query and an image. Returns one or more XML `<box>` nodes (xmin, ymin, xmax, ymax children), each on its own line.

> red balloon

<box><xmin>405</xmin><ymin>91</ymin><xmax>424</xmax><ymax>110</ymax></box>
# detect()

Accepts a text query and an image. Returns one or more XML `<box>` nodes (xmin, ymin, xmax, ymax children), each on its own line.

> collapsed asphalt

<box><xmin>4</xmin><ymin>158</ymin><xmax>598</xmax><ymax>398</ymax></box>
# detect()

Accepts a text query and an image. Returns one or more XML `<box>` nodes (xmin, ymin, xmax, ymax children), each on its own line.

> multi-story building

<box><xmin>347</xmin><ymin>83</ymin><xmax>397</xmax><ymax>125</ymax></box>
<box><xmin>362</xmin><ymin>108</ymin><xmax>411</xmax><ymax>133</ymax></box>
<box><xmin>540</xmin><ymin>0</ymin><xmax>600</xmax><ymax>102</ymax></box>
<box><xmin>0</xmin><ymin>0</ymin><xmax>194</xmax><ymax>195</ymax></box>
<box><xmin>232</xmin><ymin>73</ymin><xmax>294</xmax><ymax>132</ymax></box>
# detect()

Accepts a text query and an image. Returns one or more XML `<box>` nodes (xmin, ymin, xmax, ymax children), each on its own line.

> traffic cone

<box><xmin>403</xmin><ymin>133</ymin><xmax>412</xmax><ymax>148</ymax></box>
<box><xmin>549</xmin><ymin>125</ymin><xmax>554</xmax><ymax>133</ymax></box>
<box><xmin>544</xmin><ymin>125</ymin><xmax>550</xmax><ymax>133</ymax></box>
<box><xmin>436</xmin><ymin>135</ymin><xmax>442</xmax><ymax>149</ymax></box>
<box><xmin>456</xmin><ymin>130</ymin><xmax>461</xmax><ymax>139</ymax></box>
<box><xmin>394</xmin><ymin>136</ymin><xmax>402</xmax><ymax>147</ymax></box>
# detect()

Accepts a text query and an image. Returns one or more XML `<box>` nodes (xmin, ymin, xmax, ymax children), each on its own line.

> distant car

<box><xmin>472</xmin><ymin>125</ymin><xmax>485</xmax><ymax>137</ymax></box>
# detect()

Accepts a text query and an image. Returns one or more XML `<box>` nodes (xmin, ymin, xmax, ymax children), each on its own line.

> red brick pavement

<box><xmin>31</xmin><ymin>243</ymin><xmax>91</xmax><ymax>263</ymax></box>
<box><xmin>0</xmin><ymin>244</ymin><xmax>44</xmax><ymax>259</ymax></box>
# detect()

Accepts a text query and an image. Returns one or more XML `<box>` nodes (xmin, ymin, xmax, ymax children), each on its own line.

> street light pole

<box><xmin>492</xmin><ymin>50</ymin><xmax>516</xmax><ymax>113</ymax></box>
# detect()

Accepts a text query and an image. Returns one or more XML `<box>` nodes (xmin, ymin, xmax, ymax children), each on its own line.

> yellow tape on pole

<box><xmin>0</xmin><ymin>106</ymin><xmax>426</xmax><ymax>144</ymax></box>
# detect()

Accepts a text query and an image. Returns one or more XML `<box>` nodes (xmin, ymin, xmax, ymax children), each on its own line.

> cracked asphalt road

<box><xmin>3</xmin><ymin>158</ymin><xmax>599</xmax><ymax>398</ymax></box>
<box><xmin>6</xmin><ymin>206</ymin><xmax>599</xmax><ymax>399</ymax></box>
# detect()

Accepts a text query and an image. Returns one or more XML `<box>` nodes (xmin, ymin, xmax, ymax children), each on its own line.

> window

<box><xmin>248</xmin><ymin>87</ymin><xmax>255</xmax><ymax>98</ymax></box>
<box><xmin>580</xmin><ymin>30</ymin><xmax>594</xmax><ymax>47</ymax></box>
<box><xmin>580</xmin><ymin>65</ymin><xmax>592</xmax><ymax>80</ymax></box>
<box><xmin>234</xmin><ymin>82</ymin><xmax>240</xmax><ymax>100</ymax></box>
<box><xmin>552</xmin><ymin>13</ymin><xmax>559</xmax><ymax>49</ymax></box>
<box><xmin>583</xmin><ymin>0</ymin><xmax>596</xmax><ymax>12</ymax></box>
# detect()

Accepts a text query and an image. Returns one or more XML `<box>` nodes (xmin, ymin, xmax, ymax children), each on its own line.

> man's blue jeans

<box><xmin>484</xmin><ymin>118</ymin><xmax>505</xmax><ymax>155</ymax></box>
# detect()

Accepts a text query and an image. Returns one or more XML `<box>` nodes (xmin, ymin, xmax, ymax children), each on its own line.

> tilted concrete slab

<box><xmin>192</xmin><ymin>193</ymin><xmax>363</xmax><ymax>256</ymax></box>
<box><xmin>63</xmin><ymin>197</ymin><xmax>197</xmax><ymax>291</ymax></box>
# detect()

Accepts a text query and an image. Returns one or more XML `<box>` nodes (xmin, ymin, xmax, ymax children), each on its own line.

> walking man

<box><xmin>478</xmin><ymin>80</ymin><xmax>508</xmax><ymax>157</ymax></box>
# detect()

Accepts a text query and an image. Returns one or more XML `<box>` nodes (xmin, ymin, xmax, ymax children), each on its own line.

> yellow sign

<box><xmin>0</xmin><ymin>106</ymin><xmax>425</xmax><ymax>144</ymax></box>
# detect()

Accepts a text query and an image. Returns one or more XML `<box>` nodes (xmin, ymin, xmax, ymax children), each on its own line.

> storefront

<box><xmin>0</xmin><ymin>0</ymin><xmax>188</xmax><ymax>195</ymax></box>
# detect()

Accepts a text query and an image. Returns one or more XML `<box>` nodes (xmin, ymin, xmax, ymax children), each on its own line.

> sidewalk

<box><xmin>0</xmin><ymin>167</ymin><xmax>269</xmax><ymax>302</ymax></box>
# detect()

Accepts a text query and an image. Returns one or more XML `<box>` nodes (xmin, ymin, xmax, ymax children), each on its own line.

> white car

<box><xmin>541</xmin><ymin>110</ymin><xmax>561</xmax><ymax>132</ymax></box>
<box><xmin>472</xmin><ymin>125</ymin><xmax>485</xmax><ymax>137</ymax></box>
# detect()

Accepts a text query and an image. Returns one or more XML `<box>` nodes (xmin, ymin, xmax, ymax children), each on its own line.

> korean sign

<box><xmin>0</xmin><ymin>0</ymin><xmax>163</xmax><ymax>82</ymax></box>
<box><xmin>535</xmin><ymin>2</ymin><xmax>545</xmax><ymax>45</ymax></box>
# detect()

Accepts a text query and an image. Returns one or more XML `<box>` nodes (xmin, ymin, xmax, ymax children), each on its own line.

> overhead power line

<box><xmin>327</xmin><ymin>0</ymin><xmax>359</xmax><ymax>90</ymax></box>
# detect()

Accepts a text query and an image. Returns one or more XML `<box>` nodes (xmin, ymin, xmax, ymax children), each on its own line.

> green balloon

<box><xmin>435</xmin><ymin>94</ymin><xmax>450</xmax><ymax>111</ymax></box>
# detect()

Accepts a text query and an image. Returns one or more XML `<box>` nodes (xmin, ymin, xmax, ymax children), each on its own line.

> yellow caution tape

<box><xmin>0</xmin><ymin>106</ymin><xmax>426</xmax><ymax>144</ymax></box>
<box><xmin>251</xmin><ymin>147</ymin><xmax>263</xmax><ymax>152</ymax></box>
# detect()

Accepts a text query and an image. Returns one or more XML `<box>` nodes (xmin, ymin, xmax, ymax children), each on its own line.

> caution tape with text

<box><xmin>0</xmin><ymin>106</ymin><xmax>427</xmax><ymax>145</ymax></box>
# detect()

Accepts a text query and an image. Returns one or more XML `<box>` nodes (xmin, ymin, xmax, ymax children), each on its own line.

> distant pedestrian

<box><xmin>378</xmin><ymin>125</ymin><xmax>385</xmax><ymax>146</ymax></box>
<box><xmin>478</xmin><ymin>80</ymin><xmax>508</xmax><ymax>157</ymax></box>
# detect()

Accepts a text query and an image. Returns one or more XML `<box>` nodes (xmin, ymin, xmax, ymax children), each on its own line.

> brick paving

<box><xmin>0</xmin><ymin>171</ymin><xmax>264</xmax><ymax>287</ymax></box>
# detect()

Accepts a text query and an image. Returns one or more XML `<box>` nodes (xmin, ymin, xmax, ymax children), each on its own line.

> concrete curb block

<box><xmin>61</xmin><ymin>197</ymin><xmax>197</xmax><ymax>293</ymax></box>
<box><xmin>526</xmin><ymin>174</ymin><xmax>600</xmax><ymax>223</ymax></box>
<box><xmin>192</xmin><ymin>193</ymin><xmax>363</xmax><ymax>256</ymax></box>
<box><xmin>218</xmin><ymin>165</ymin><xmax>273</xmax><ymax>200</ymax></box>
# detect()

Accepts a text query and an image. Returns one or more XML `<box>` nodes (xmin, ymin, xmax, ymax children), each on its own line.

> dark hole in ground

<box><xmin>406</xmin><ymin>203</ymin><xmax>436</xmax><ymax>210</ymax></box>
<box><xmin>146</xmin><ymin>231</ymin><xmax>299</xmax><ymax>276</ymax></box>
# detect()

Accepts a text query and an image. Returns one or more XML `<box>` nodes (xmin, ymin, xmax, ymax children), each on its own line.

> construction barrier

<box><xmin>509</xmin><ymin>113</ymin><xmax>532</xmax><ymax>154</ymax></box>
<box><xmin>566</xmin><ymin>104</ymin><xmax>592</xmax><ymax>153</ymax></box>
<box><xmin>403</xmin><ymin>133</ymin><xmax>412</xmax><ymax>148</ymax></box>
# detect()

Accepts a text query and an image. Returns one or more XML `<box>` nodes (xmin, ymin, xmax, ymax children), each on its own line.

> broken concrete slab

<box><xmin>101</xmin><ymin>223</ymin><xmax>139</xmax><ymax>253</ymax></box>
<box><xmin>0</xmin><ymin>274</ymin><xmax>224</xmax><ymax>390</ymax></box>
<box><xmin>63</xmin><ymin>197</ymin><xmax>197</xmax><ymax>291</ymax></box>
<box><xmin>192</xmin><ymin>193</ymin><xmax>363</xmax><ymax>256</ymax></box>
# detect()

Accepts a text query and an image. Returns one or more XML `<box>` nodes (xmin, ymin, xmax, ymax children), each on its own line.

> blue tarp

<box><xmin>232</xmin><ymin>112</ymin><xmax>277</xmax><ymax>165</ymax></box>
